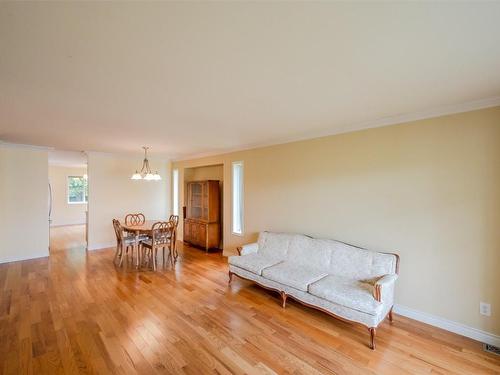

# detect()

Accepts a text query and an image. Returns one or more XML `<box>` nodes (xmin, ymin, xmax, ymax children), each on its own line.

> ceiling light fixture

<box><xmin>131</xmin><ymin>146</ymin><xmax>161</xmax><ymax>181</ymax></box>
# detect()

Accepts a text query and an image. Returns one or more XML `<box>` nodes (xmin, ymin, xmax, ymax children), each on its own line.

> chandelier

<box><xmin>131</xmin><ymin>147</ymin><xmax>162</xmax><ymax>181</ymax></box>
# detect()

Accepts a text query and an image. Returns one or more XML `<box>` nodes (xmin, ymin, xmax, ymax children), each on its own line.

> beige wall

<box><xmin>0</xmin><ymin>146</ymin><xmax>49</xmax><ymax>263</ymax></box>
<box><xmin>185</xmin><ymin>164</ymin><xmax>224</xmax><ymax>182</ymax></box>
<box><xmin>173</xmin><ymin>106</ymin><xmax>500</xmax><ymax>336</ymax></box>
<box><xmin>87</xmin><ymin>152</ymin><xmax>171</xmax><ymax>250</ymax></box>
<box><xmin>49</xmin><ymin>165</ymin><xmax>87</xmax><ymax>226</ymax></box>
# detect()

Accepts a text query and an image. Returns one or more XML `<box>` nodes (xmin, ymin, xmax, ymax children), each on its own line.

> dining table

<box><xmin>121</xmin><ymin>219</ymin><xmax>162</xmax><ymax>268</ymax></box>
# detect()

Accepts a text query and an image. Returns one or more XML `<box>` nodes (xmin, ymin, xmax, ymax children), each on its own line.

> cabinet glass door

<box><xmin>189</xmin><ymin>182</ymin><xmax>203</xmax><ymax>219</ymax></box>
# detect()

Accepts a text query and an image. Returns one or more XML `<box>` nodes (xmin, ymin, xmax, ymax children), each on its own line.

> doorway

<box><xmin>48</xmin><ymin>150</ymin><xmax>88</xmax><ymax>252</ymax></box>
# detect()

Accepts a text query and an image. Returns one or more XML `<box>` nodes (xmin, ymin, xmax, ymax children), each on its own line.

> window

<box><xmin>67</xmin><ymin>176</ymin><xmax>88</xmax><ymax>204</ymax></box>
<box><xmin>232</xmin><ymin>161</ymin><xmax>244</xmax><ymax>235</ymax></box>
<box><xmin>172</xmin><ymin>169</ymin><xmax>179</xmax><ymax>215</ymax></box>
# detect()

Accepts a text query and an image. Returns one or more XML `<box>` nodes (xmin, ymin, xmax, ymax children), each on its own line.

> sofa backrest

<box><xmin>327</xmin><ymin>241</ymin><xmax>397</xmax><ymax>280</ymax></box>
<box><xmin>257</xmin><ymin>231</ymin><xmax>295</xmax><ymax>259</ymax></box>
<box><xmin>287</xmin><ymin>235</ymin><xmax>334</xmax><ymax>270</ymax></box>
<box><xmin>257</xmin><ymin>232</ymin><xmax>397</xmax><ymax>279</ymax></box>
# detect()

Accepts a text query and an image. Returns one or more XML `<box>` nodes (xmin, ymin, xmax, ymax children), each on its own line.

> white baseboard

<box><xmin>87</xmin><ymin>242</ymin><xmax>115</xmax><ymax>251</ymax></box>
<box><xmin>50</xmin><ymin>221</ymin><xmax>86</xmax><ymax>227</ymax></box>
<box><xmin>0</xmin><ymin>253</ymin><xmax>49</xmax><ymax>264</ymax></box>
<box><xmin>394</xmin><ymin>304</ymin><xmax>500</xmax><ymax>347</ymax></box>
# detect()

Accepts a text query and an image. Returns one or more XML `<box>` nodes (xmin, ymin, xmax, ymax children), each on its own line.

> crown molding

<box><xmin>174</xmin><ymin>96</ymin><xmax>500</xmax><ymax>162</ymax></box>
<box><xmin>0</xmin><ymin>140</ymin><xmax>54</xmax><ymax>151</ymax></box>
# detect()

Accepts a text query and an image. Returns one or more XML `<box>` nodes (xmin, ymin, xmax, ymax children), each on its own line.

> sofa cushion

<box><xmin>258</xmin><ymin>232</ymin><xmax>297</xmax><ymax>259</ymax></box>
<box><xmin>288</xmin><ymin>236</ymin><xmax>333</xmax><ymax>271</ymax></box>
<box><xmin>328</xmin><ymin>241</ymin><xmax>397</xmax><ymax>280</ymax></box>
<box><xmin>308</xmin><ymin>275</ymin><xmax>383</xmax><ymax>315</ymax></box>
<box><xmin>262</xmin><ymin>262</ymin><xmax>328</xmax><ymax>292</ymax></box>
<box><xmin>228</xmin><ymin>254</ymin><xmax>282</xmax><ymax>276</ymax></box>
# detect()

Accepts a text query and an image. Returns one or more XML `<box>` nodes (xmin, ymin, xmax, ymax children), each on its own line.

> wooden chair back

<box><xmin>151</xmin><ymin>221</ymin><xmax>175</xmax><ymax>247</ymax></box>
<box><xmin>168</xmin><ymin>215</ymin><xmax>179</xmax><ymax>247</ymax></box>
<box><xmin>125</xmin><ymin>213</ymin><xmax>146</xmax><ymax>226</ymax></box>
<box><xmin>168</xmin><ymin>215</ymin><xmax>179</xmax><ymax>228</ymax></box>
<box><xmin>112</xmin><ymin>219</ymin><xmax>123</xmax><ymax>243</ymax></box>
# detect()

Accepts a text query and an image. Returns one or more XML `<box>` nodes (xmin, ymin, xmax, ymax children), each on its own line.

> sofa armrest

<box><xmin>373</xmin><ymin>274</ymin><xmax>398</xmax><ymax>302</ymax></box>
<box><xmin>236</xmin><ymin>242</ymin><xmax>259</xmax><ymax>256</ymax></box>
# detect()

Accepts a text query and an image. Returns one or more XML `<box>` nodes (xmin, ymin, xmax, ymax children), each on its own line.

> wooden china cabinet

<box><xmin>183</xmin><ymin>180</ymin><xmax>220</xmax><ymax>251</ymax></box>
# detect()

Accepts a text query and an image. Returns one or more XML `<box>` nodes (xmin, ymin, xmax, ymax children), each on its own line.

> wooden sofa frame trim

<box><xmin>232</xmin><ymin>246</ymin><xmax>400</xmax><ymax>350</ymax></box>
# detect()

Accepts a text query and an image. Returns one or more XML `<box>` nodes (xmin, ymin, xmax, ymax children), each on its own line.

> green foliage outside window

<box><xmin>68</xmin><ymin>176</ymin><xmax>88</xmax><ymax>203</ymax></box>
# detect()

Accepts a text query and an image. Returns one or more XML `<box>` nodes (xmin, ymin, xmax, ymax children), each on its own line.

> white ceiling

<box><xmin>1</xmin><ymin>2</ymin><xmax>500</xmax><ymax>160</ymax></box>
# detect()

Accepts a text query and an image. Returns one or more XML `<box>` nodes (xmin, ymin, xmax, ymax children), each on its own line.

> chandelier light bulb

<box><xmin>131</xmin><ymin>171</ymin><xmax>142</xmax><ymax>180</ymax></box>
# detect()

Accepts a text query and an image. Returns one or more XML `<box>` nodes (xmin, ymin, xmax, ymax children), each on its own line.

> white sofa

<box><xmin>228</xmin><ymin>232</ymin><xmax>399</xmax><ymax>349</ymax></box>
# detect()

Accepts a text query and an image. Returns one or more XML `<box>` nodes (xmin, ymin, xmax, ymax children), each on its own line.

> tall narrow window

<box><xmin>172</xmin><ymin>169</ymin><xmax>179</xmax><ymax>216</ymax></box>
<box><xmin>232</xmin><ymin>161</ymin><xmax>244</xmax><ymax>235</ymax></box>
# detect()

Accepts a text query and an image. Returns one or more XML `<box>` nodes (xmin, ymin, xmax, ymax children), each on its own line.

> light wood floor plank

<box><xmin>0</xmin><ymin>224</ymin><xmax>498</xmax><ymax>374</ymax></box>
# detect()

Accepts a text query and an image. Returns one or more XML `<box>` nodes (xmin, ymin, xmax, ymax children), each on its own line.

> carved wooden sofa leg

<box><xmin>228</xmin><ymin>271</ymin><xmax>233</xmax><ymax>284</ymax></box>
<box><xmin>388</xmin><ymin>307</ymin><xmax>394</xmax><ymax>323</ymax></box>
<box><xmin>368</xmin><ymin>327</ymin><xmax>376</xmax><ymax>350</ymax></box>
<box><xmin>280</xmin><ymin>292</ymin><xmax>287</xmax><ymax>308</ymax></box>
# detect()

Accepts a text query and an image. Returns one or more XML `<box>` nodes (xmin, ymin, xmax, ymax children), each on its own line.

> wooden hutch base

<box><xmin>183</xmin><ymin>180</ymin><xmax>221</xmax><ymax>252</ymax></box>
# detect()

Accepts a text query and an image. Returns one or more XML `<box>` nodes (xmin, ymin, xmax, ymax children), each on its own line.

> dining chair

<box><xmin>140</xmin><ymin>221</ymin><xmax>175</xmax><ymax>270</ymax></box>
<box><xmin>168</xmin><ymin>214</ymin><xmax>179</xmax><ymax>227</ymax></box>
<box><xmin>124</xmin><ymin>213</ymin><xmax>150</xmax><ymax>243</ymax></box>
<box><xmin>168</xmin><ymin>214</ymin><xmax>180</xmax><ymax>259</ymax></box>
<box><xmin>112</xmin><ymin>219</ymin><xmax>136</xmax><ymax>266</ymax></box>
<box><xmin>124</xmin><ymin>213</ymin><xmax>146</xmax><ymax>226</ymax></box>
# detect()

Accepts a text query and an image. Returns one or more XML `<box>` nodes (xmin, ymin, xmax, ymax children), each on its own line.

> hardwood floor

<box><xmin>1</xmin><ymin>227</ymin><xmax>499</xmax><ymax>374</ymax></box>
<box><xmin>50</xmin><ymin>225</ymin><xmax>87</xmax><ymax>253</ymax></box>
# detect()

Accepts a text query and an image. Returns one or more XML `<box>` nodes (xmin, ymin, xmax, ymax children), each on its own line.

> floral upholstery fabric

<box><xmin>239</xmin><ymin>242</ymin><xmax>259</xmax><ymax>256</ymax></box>
<box><xmin>375</xmin><ymin>274</ymin><xmax>398</xmax><ymax>305</ymax></box>
<box><xmin>228</xmin><ymin>253</ymin><xmax>282</xmax><ymax>276</ymax></box>
<box><xmin>230</xmin><ymin>232</ymin><xmax>398</xmax><ymax>328</ymax></box>
<box><xmin>123</xmin><ymin>235</ymin><xmax>137</xmax><ymax>245</ymax></box>
<box><xmin>308</xmin><ymin>275</ymin><xmax>382</xmax><ymax>315</ymax></box>
<box><xmin>257</xmin><ymin>231</ymin><xmax>295</xmax><ymax>259</ymax></box>
<box><xmin>256</xmin><ymin>232</ymin><xmax>397</xmax><ymax>279</ymax></box>
<box><xmin>262</xmin><ymin>262</ymin><xmax>328</xmax><ymax>292</ymax></box>
<box><xmin>327</xmin><ymin>241</ymin><xmax>397</xmax><ymax>280</ymax></box>
<box><xmin>229</xmin><ymin>265</ymin><xmax>392</xmax><ymax>327</ymax></box>
<box><xmin>287</xmin><ymin>236</ymin><xmax>333</xmax><ymax>270</ymax></box>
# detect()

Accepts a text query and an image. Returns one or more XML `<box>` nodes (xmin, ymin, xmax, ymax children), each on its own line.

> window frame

<box><xmin>232</xmin><ymin>161</ymin><xmax>244</xmax><ymax>236</ymax></box>
<box><xmin>67</xmin><ymin>175</ymin><xmax>88</xmax><ymax>205</ymax></box>
<box><xmin>172</xmin><ymin>168</ymin><xmax>179</xmax><ymax>216</ymax></box>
